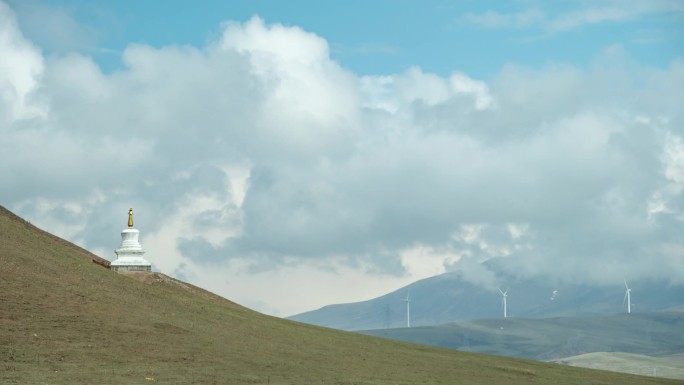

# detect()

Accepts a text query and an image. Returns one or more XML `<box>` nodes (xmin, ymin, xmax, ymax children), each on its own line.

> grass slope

<box><xmin>1</xmin><ymin>205</ymin><xmax>681</xmax><ymax>385</ymax></box>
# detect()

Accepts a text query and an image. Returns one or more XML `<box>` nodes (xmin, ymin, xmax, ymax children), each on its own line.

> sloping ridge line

<box><xmin>0</xmin><ymin>205</ymin><xmax>111</xmax><ymax>268</ymax></box>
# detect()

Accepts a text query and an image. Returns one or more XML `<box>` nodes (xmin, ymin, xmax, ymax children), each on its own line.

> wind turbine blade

<box><xmin>498</xmin><ymin>288</ymin><xmax>504</xmax><ymax>295</ymax></box>
<box><xmin>623</xmin><ymin>291</ymin><xmax>628</xmax><ymax>304</ymax></box>
<box><xmin>624</xmin><ymin>279</ymin><xmax>629</xmax><ymax>289</ymax></box>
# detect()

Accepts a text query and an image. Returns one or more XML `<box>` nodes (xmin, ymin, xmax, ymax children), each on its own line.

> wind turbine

<box><xmin>403</xmin><ymin>292</ymin><xmax>411</xmax><ymax>328</ymax></box>
<box><xmin>498</xmin><ymin>288</ymin><xmax>509</xmax><ymax>318</ymax></box>
<box><xmin>624</xmin><ymin>279</ymin><xmax>632</xmax><ymax>314</ymax></box>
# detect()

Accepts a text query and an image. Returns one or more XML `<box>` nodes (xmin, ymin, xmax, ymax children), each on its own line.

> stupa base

<box><xmin>111</xmin><ymin>264</ymin><xmax>151</xmax><ymax>272</ymax></box>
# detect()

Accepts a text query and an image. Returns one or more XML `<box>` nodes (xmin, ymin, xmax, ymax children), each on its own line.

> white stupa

<box><xmin>110</xmin><ymin>208</ymin><xmax>152</xmax><ymax>272</ymax></box>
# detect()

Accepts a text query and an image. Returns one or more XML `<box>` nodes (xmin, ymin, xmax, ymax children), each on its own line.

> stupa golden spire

<box><xmin>128</xmin><ymin>208</ymin><xmax>134</xmax><ymax>228</ymax></box>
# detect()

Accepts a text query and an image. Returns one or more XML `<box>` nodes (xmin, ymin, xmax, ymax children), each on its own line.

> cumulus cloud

<box><xmin>1</xmin><ymin>2</ymin><xmax>683</xmax><ymax>315</ymax></box>
<box><xmin>4</xmin><ymin>0</ymin><xmax>101</xmax><ymax>53</ymax></box>
<box><xmin>0</xmin><ymin>0</ymin><xmax>44</xmax><ymax>122</ymax></box>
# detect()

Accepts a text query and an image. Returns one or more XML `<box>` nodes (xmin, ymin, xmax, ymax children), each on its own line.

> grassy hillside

<box><xmin>1</xmin><ymin>205</ymin><xmax>681</xmax><ymax>385</ymax></box>
<box><xmin>360</xmin><ymin>313</ymin><xmax>684</xmax><ymax>360</ymax></box>
<box><xmin>552</xmin><ymin>352</ymin><xmax>684</xmax><ymax>380</ymax></box>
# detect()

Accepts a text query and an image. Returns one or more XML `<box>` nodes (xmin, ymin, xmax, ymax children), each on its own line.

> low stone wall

<box><xmin>92</xmin><ymin>258</ymin><xmax>111</xmax><ymax>269</ymax></box>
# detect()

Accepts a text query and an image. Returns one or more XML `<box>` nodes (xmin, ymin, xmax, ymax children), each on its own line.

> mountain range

<box><xmin>289</xmin><ymin>261</ymin><xmax>684</xmax><ymax>331</ymax></box>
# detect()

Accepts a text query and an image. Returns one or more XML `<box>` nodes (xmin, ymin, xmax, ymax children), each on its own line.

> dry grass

<box><xmin>1</xmin><ymin>205</ymin><xmax>682</xmax><ymax>384</ymax></box>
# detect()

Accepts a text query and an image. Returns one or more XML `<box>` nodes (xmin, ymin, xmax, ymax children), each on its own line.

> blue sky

<box><xmin>1</xmin><ymin>0</ymin><xmax>684</xmax><ymax>316</ymax></box>
<box><xmin>8</xmin><ymin>0</ymin><xmax>684</xmax><ymax>78</ymax></box>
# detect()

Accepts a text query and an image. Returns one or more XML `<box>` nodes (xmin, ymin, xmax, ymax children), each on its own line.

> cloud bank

<box><xmin>1</xmin><ymin>2</ymin><xmax>683</xmax><ymax>315</ymax></box>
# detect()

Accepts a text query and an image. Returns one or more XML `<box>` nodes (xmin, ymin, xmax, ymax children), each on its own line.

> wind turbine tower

<box><xmin>403</xmin><ymin>293</ymin><xmax>411</xmax><ymax>328</ymax></box>
<box><xmin>383</xmin><ymin>304</ymin><xmax>391</xmax><ymax>329</ymax></box>
<box><xmin>624</xmin><ymin>280</ymin><xmax>632</xmax><ymax>314</ymax></box>
<box><xmin>499</xmin><ymin>288</ymin><xmax>509</xmax><ymax>318</ymax></box>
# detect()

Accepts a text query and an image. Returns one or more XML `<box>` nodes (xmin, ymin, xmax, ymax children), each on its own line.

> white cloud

<box><xmin>463</xmin><ymin>1</ymin><xmax>684</xmax><ymax>34</ymax></box>
<box><xmin>359</xmin><ymin>66</ymin><xmax>494</xmax><ymax>114</ymax></box>
<box><xmin>2</xmin><ymin>2</ymin><xmax>684</xmax><ymax>316</ymax></box>
<box><xmin>0</xmin><ymin>1</ymin><xmax>44</xmax><ymax>122</ymax></box>
<box><xmin>4</xmin><ymin>0</ymin><xmax>101</xmax><ymax>53</ymax></box>
<box><xmin>547</xmin><ymin>6</ymin><xmax>637</xmax><ymax>32</ymax></box>
<box><xmin>463</xmin><ymin>9</ymin><xmax>545</xmax><ymax>29</ymax></box>
<box><xmin>663</xmin><ymin>133</ymin><xmax>684</xmax><ymax>187</ymax></box>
